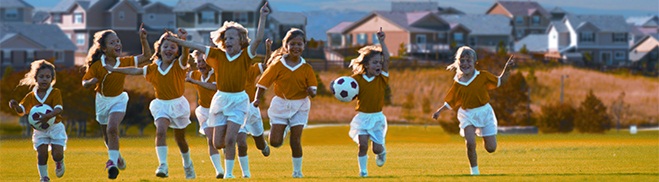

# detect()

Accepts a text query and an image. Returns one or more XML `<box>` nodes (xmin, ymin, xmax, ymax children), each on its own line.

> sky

<box><xmin>24</xmin><ymin>0</ymin><xmax>659</xmax><ymax>18</ymax></box>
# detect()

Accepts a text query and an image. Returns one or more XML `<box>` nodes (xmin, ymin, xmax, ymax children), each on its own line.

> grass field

<box><xmin>1</xmin><ymin>125</ymin><xmax>657</xmax><ymax>181</ymax></box>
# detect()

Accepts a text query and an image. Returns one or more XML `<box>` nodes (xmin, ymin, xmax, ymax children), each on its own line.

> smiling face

<box><xmin>365</xmin><ymin>54</ymin><xmax>383</xmax><ymax>77</ymax></box>
<box><xmin>286</xmin><ymin>36</ymin><xmax>305</xmax><ymax>58</ymax></box>
<box><xmin>159</xmin><ymin>40</ymin><xmax>179</xmax><ymax>62</ymax></box>
<box><xmin>195</xmin><ymin>54</ymin><xmax>209</xmax><ymax>73</ymax></box>
<box><xmin>36</xmin><ymin>68</ymin><xmax>53</xmax><ymax>90</ymax></box>
<box><xmin>102</xmin><ymin>33</ymin><xmax>122</xmax><ymax>58</ymax></box>
<box><xmin>223</xmin><ymin>28</ymin><xmax>241</xmax><ymax>55</ymax></box>
<box><xmin>458</xmin><ymin>55</ymin><xmax>476</xmax><ymax>75</ymax></box>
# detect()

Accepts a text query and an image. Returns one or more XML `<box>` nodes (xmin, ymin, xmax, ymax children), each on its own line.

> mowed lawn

<box><xmin>0</xmin><ymin>125</ymin><xmax>657</xmax><ymax>181</ymax></box>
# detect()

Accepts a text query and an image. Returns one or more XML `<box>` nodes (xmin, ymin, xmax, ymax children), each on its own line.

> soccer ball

<box><xmin>28</xmin><ymin>104</ymin><xmax>55</xmax><ymax>131</ymax></box>
<box><xmin>330</xmin><ymin>76</ymin><xmax>359</xmax><ymax>102</ymax></box>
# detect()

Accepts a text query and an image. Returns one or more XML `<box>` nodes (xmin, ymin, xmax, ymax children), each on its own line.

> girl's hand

<box><xmin>139</xmin><ymin>23</ymin><xmax>147</xmax><ymax>39</ymax></box>
<box><xmin>376</xmin><ymin>27</ymin><xmax>385</xmax><ymax>42</ymax></box>
<box><xmin>252</xmin><ymin>99</ymin><xmax>261</xmax><ymax>107</ymax></box>
<box><xmin>178</xmin><ymin>28</ymin><xmax>188</xmax><ymax>41</ymax></box>
<box><xmin>307</xmin><ymin>87</ymin><xmax>317</xmax><ymax>98</ymax></box>
<box><xmin>432</xmin><ymin>110</ymin><xmax>441</xmax><ymax>120</ymax></box>
<box><xmin>265</xmin><ymin>38</ymin><xmax>273</xmax><ymax>47</ymax></box>
<box><xmin>8</xmin><ymin>100</ymin><xmax>18</xmax><ymax>110</ymax></box>
<box><xmin>260</xmin><ymin>1</ymin><xmax>270</xmax><ymax>16</ymax></box>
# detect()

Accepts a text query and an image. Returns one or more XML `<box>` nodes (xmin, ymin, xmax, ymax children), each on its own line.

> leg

<box><xmin>357</xmin><ymin>135</ymin><xmax>369</xmax><ymax>156</ymax></box>
<box><xmin>173</xmin><ymin>129</ymin><xmax>189</xmax><ymax>153</ymax></box>
<box><xmin>107</xmin><ymin>112</ymin><xmax>126</xmax><ymax>170</ymax></box>
<box><xmin>100</xmin><ymin>124</ymin><xmax>109</xmax><ymax>147</ymax></box>
<box><xmin>252</xmin><ymin>134</ymin><xmax>270</xmax><ymax>157</ymax></box>
<box><xmin>483</xmin><ymin>135</ymin><xmax>497</xmax><ymax>153</ymax></box>
<box><xmin>155</xmin><ymin>118</ymin><xmax>170</xmax><ymax>147</ymax></box>
<box><xmin>289</xmin><ymin>125</ymin><xmax>304</xmax><ymax>178</ymax></box>
<box><xmin>204</xmin><ymin>127</ymin><xmax>224</xmax><ymax>178</ymax></box>
<box><xmin>463</xmin><ymin>126</ymin><xmax>479</xmax><ymax>175</ymax></box>
<box><xmin>174</xmin><ymin>128</ymin><xmax>195</xmax><ymax>179</ymax></box>
<box><xmin>36</xmin><ymin>144</ymin><xmax>49</xmax><ymax>179</ymax></box>
<box><xmin>51</xmin><ymin>144</ymin><xmax>65</xmax><ymax>178</ymax></box>
<box><xmin>236</xmin><ymin>132</ymin><xmax>250</xmax><ymax>178</ymax></box>
<box><xmin>222</xmin><ymin>121</ymin><xmax>242</xmax><ymax>178</ymax></box>
<box><xmin>357</xmin><ymin>135</ymin><xmax>369</xmax><ymax>177</ymax></box>
<box><xmin>213</xmin><ymin>125</ymin><xmax>227</xmax><ymax>150</ymax></box>
<box><xmin>269</xmin><ymin>124</ymin><xmax>288</xmax><ymax>148</ymax></box>
<box><xmin>204</xmin><ymin>127</ymin><xmax>219</xmax><ymax>155</ymax></box>
<box><xmin>154</xmin><ymin>118</ymin><xmax>170</xmax><ymax>178</ymax></box>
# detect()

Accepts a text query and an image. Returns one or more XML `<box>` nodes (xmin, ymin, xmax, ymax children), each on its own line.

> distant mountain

<box><xmin>302</xmin><ymin>9</ymin><xmax>368</xmax><ymax>41</ymax></box>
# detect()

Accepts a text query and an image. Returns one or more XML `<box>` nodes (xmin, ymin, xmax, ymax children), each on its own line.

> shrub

<box><xmin>537</xmin><ymin>102</ymin><xmax>576</xmax><ymax>133</ymax></box>
<box><xmin>574</xmin><ymin>90</ymin><xmax>611</xmax><ymax>133</ymax></box>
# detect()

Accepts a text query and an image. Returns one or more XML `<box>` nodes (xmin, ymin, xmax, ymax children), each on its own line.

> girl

<box><xmin>81</xmin><ymin>25</ymin><xmax>151</xmax><ymax>179</ymax></box>
<box><xmin>236</xmin><ymin>38</ymin><xmax>273</xmax><ymax>178</ymax></box>
<box><xmin>185</xmin><ymin>50</ymin><xmax>224</xmax><ymax>178</ymax></box>
<box><xmin>253</xmin><ymin>28</ymin><xmax>318</xmax><ymax>178</ymax></box>
<box><xmin>432</xmin><ymin>46</ymin><xmax>514</xmax><ymax>175</ymax></box>
<box><xmin>9</xmin><ymin>60</ymin><xmax>66</xmax><ymax>182</ymax></box>
<box><xmin>105</xmin><ymin>29</ymin><xmax>196</xmax><ymax>179</ymax></box>
<box><xmin>343</xmin><ymin>28</ymin><xmax>389</xmax><ymax>177</ymax></box>
<box><xmin>166</xmin><ymin>2</ymin><xmax>269</xmax><ymax>179</ymax></box>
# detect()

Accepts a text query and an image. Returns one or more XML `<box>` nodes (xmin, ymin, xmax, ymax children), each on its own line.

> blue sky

<box><xmin>25</xmin><ymin>0</ymin><xmax>658</xmax><ymax>17</ymax></box>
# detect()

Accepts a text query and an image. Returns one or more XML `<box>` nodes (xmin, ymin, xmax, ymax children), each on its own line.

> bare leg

<box><xmin>223</xmin><ymin>122</ymin><xmax>241</xmax><ymax>160</ymax></box>
<box><xmin>357</xmin><ymin>135</ymin><xmax>369</xmax><ymax>156</ymax></box>
<box><xmin>269</xmin><ymin>124</ymin><xmax>288</xmax><ymax>148</ymax></box>
<box><xmin>251</xmin><ymin>135</ymin><xmax>267</xmax><ymax>150</ymax></box>
<box><xmin>106</xmin><ymin>112</ymin><xmax>125</xmax><ymax>150</ymax></box>
<box><xmin>155</xmin><ymin>118</ymin><xmax>171</xmax><ymax>146</ymax></box>
<box><xmin>372</xmin><ymin>141</ymin><xmax>384</xmax><ymax>155</ymax></box>
<box><xmin>51</xmin><ymin>145</ymin><xmax>64</xmax><ymax>162</ymax></box>
<box><xmin>237</xmin><ymin>132</ymin><xmax>248</xmax><ymax>157</ymax></box>
<box><xmin>483</xmin><ymin>135</ymin><xmax>497</xmax><ymax>153</ymax></box>
<box><xmin>173</xmin><ymin>129</ymin><xmax>189</xmax><ymax>153</ymax></box>
<box><xmin>36</xmin><ymin>145</ymin><xmax>49</xmax><ymax>165</ymax></box>
<box><xmin>204</xmin><ymin>127</ymin><xmax>219</xmax><ymax>155</ymax></box>
<box><xmin>289</xmin><ymin>125</ymin><xmax>304</xmax><ymax>158</ymax></box>
<box><xmin>463</xmin><ymin>126</ymin><xmax>478</xmax><ymax>167</ymax></box>
<box><xmin>213</xmin><ymin>125</ymin><xmax>227</xmax><ymax>150</ymax></box>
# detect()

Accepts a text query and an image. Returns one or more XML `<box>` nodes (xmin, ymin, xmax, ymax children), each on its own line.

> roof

<box><xmin>109</xmin><ymin>0</ymin><xmax>144</xmax><ymax>13</ymax></box>
<box><xmin>143</xmin><ymin>1</ymin><xmax>171</xmax><ymax>10</ymax></box>
<box><xmin>327</xmin><ymin>22</ymin><xmax>353</xmax><ymax>34</ymax></box>
<box><xmin>549</xmin><ymin>20</ymin><xmax>568</xmax><ymax>33</ymax></box>
<box><xmin>566</xmin><ymin>14</ymin><xmax>629</xmax><ymax>32</ymax></box>
<box><xmin>391</xmin><ymin>1</ymin><xmax>438</xmax><ymax>12</ymax></box>
<box><xmin>0</xmin><ymin>22</ymin><xmax>76</xmax><ymax>50</ymax></box>
<box><xmin>270</xmin><ymin>11</ymin><xmax>306</xmax><ymax>25</ymax></box>
<box><xmin>173</xmin><ymin>0</ymin><xmax>263</xmax><ymax>12</ymax></box>
<box><xmin>32</xmin><ymin>10</ymin><xmax>50</xmax><ymax>23</ymax></box>
<box><xmin>375</xmin><ymin>11</ymin><xmax>443</xmax><ymax>32</ymax></box>
<box><xmin>626</xmin><ymin>15</ymin><xmax>659</xmax><ymax>27</ymax></box>
<box><xmin>51</xmin><ymin>0</ymin><xmax>101</xmax><ymax>13</ymax></box>
<box><xmin>0</xmin><ymin>0</ymin><xmax>34</xmax><ymax>9</ymax></box>
<box><xmin>515</xmin><ymin>34</ymin><xmax>547</xmax><ymax>52</ymax></box>
<box><xmin>437</xmin><ymin>6</ymin><xmax>465</xmax><ymax>15</ymax></box>
<box><xmin>489</xmin><ymin>1</ymin><xmax>549</xmax><ymax>17</ymax></box>
<box><xmin>440</xmin><ymin>14</ymin><xmax>512</xmax><ymax>36</ymax></box>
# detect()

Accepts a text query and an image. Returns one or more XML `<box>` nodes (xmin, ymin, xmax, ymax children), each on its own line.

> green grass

<box><xmin>0</xmin><ymin>125</ymin><xmax>658</xmax><ymax>181</ymax></box>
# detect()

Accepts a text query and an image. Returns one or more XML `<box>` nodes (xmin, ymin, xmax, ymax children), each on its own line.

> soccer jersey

<box><xmin>444</xmin><ymin>70</ymin><xmax>500</xmax><ymax>110</ymax></box>
<box><xmin>190</xmin><ymin>69</ymin><xmax>216</xmax><ymax>108</ymax></box>
<box><xmin>245</xmin><ymin>63</ymin><xmax>265</xmax><ymax>101</ymax></box>
<box><xmin>205</xmin><ymin>46</ymin><xmax>254</xmax><ymax>92</ymax></box>
<box><xmin>82</xmin><ymin>55</ymin><xmax>138</xmax><ymax>97</ymax></box>
<box><xmin>19</xmin><ymin>87</ymin><xmax>64</xmax><ymax>123</ymax></box>
<box><xmin>257</xmin><ymin>56</ymin><xmax>318</xmax><ymax>100</ymax></box>
<box><xmin>352</xmin><ymin>72</ymin><xmax>389</xmax><ymax>113</ymax></box>
<box><xmin>143</xmin><ymin>59</ymin><xmax>189</xmax><ymax>100</ymax></box>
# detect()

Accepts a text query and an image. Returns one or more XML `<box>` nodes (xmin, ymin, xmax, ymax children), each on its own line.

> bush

<box><xmin>574</xmin><ymin>90</ymin><xmax>611</xmax><ymax>133</ymax></box>
<box><xmin>537</xmin><ymin>102</ymin><xmax>576</xmax><ymax>133</ymax></box>
<box><xmin>438</xmin><ymin>111</ymin><xmax>460</xmax><ymax>134</ymax></box>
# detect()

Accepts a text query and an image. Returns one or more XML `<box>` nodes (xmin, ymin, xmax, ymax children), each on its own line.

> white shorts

<box><xmin>208</xmin><ymin>91</ymin><xmax>249</xmax><ymax>127</ymax></box>
<box><xmin>195</xmin><ymin>106</ymin><xmax>210</xmax><ymax>135</ymax></box>
<box><xmin>32</xmin><ymin>123</ymin><xmax>67</xmax><ymax>151</ymax></box>
<box><xmin>268</xmin><ymin>96</ymin><xmax>310</xmax><ymax>127</ymax></box>
<box><xmin>149</xmin><ymin>96</ymin><xmax>191</xmax><ymax>129</ymax></box>
<box><xmin>457</xmin><ymin>103</ymin><xmax>498</xmax><ymax>137</ymax></box>
<box><xmin>95</xmin><ymin>92</ymin><xmax>129</xmax><ymax>125</ymax></box>
<box><xmin>348</xmin><ymin>112</ymin><xmax>388</xmax><ymax>145</ymax></box>
<box><xmin>239</xmin><ymin>105</ymin><xmax>264</xmax><ymax>136</ymax></box>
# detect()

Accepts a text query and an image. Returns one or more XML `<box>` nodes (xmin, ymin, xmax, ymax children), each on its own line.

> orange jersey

<box><xmin>245</xmin><ymin>63</ymin><xmax>265</xmax><ymax>101</ymax></box>
<box><xmin>444</xmin><ymin>70</ymin><xmax>499</xmax><ymax>109</ymax></box>
<box><xmin>352</xmin><ymin>73</ymin><xmax>389</xmax><ymax>113</ymax></box>
<box><xmin>19</xmin><ymin>87</ymin><xmax>64</xmax><ymax>123</ymax></box>
<box><xmin>143</xmin><ymin>59</ymin><xmax>189</xmax><ymax>100</ymax></box>
<box><xmin>82</xmin><ymin>56</ymin><xmax>138</xmax><ymax>97</ymax></box>
<box><xmin>190</xmin><ymin>69</ymin><xmax>216</xmax><ymax>108</ymax></box>
<box><xmin>205</xmin><ymin>46</ymin><xmax>254</xmax><ymax>92</ymax></box>
<box><xmin>257</xmin><ymin>57</ymin><xmax>318</xmax><ymax>100</ymax></box>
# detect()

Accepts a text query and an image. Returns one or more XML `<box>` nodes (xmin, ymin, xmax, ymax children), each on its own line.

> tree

<box><xmin>574</xmin><ymin>90</ymin><xmax>611</xmax><ymax>133</ymax></box>
<box><xmin>519</xmin><ymin>44</ymin><xmax>529</xmax><ymax>55</ymax></box>
<box><xmin>537</xmin><ymin>102</ymin><xmax>576</xmax><ymax>133</ymax></box>
<box><xmin>610</xmin><ymin>92</ymin><xmax>629</xmax><ymax>132</ymax></box>
<box><xmin>56</xmin><ymin>66</ymin><xmax>95</xmax><ymax>137</ymax></box>
<box><xmin>496</xmin><ymin>41</ymin><xmax>508</xmax><ymax>57</ymax></box>
<box><xmin>397</xmin><ymin>42</ymin><xmax>407</xmax><ymax>57</ymax></box>
<box><xmin>489</xmin><ymin>72</ymin><xmax>533</xmax><ymax>126</ymax></box>
<box><xmin>315</xmin><ymin>74</ymin><xmax>331</xmax><ymax>96</ymax></box>
<box><xmin>123</xmin><ymin>90</ymin><xmax>154</xmax><ymax>136</ymax></box>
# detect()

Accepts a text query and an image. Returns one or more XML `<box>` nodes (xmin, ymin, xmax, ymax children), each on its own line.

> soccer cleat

<box><xmin>40</xmin><ymin>176</ymin><xmax>50</xmax><ymax>182</ymax></box>
<box><xmin>292</xmin><ymin>171</ymin><xmax>303</xmax><ymax>178</ymax></box>
<box><xmin>376</xmin><ymin>152</ymin><xmax>386</xmax><ymax>167</ymax></box>
<box><xmin>215</xmin><ymin>173</ymin><xmax>224</xmax><ymax>179</ymax></box>
<box><xmin>243</xmin><ymin>174</ymin><xmax>251</xmax><ymax>178</ymax></box>
<box><xmin>155</xmin><ymin>163</ymin><xmax>168</xmax><ymax>178</ymax></box>
<box><xmin>223</xmin><ymin>174</ymin><xmax>235</xmax><ymax>179</ymax></box>
<box><xmin>184</xmin><ymin>163</ymin><xmax>196</xmax><ymax>179</ymax></box>
<box><xmin>55</xmin><ymin>161</ymin><xmax>65</xmax><ymax>178</ymax></box>
<box><xmin>106</xmin><ymin>160</ymin><xmax>119</xmax><ymax>179</ymax></box>
<box><xmin>360</xmin><ymin>171</ymin><xmax>368</xmax><ymax>177</ymax></box>
<box><xmin>117</xmin><ymin>156</ymin><xmax>126</xmax><ymax>170</ymax></box>
<box><xmin>261</xmin><ymin>145</ymin><xmax>270</xmax><ymax>157</ymax></box>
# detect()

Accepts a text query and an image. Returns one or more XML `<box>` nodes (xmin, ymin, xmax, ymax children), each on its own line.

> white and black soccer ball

<box><xmin>28</xmin><ymin>104</ymin><xmax>55</xmax><ymax>131</ymax></box>
<box><xmin>330</xmin><ymin>76</ymin><xmax>359</xmax><ymax>102</ymax></box>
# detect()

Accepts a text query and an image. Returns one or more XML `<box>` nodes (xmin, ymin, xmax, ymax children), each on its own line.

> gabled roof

<box><xmin>626</xmin><ymin>15</ymin><xmax>659</xmax><ymax>27</ymax></box>
<box><xmin>143</xmin><ymin>1</ymin><xmax>171</xmax><ymax>11</ymax></box>
<box><xmin>566</xmin><ymin>14</ymin><xmax>628</xmax><ymax>32</ymax></box>
<box><xmin>630</xmin><ymin>34</ymin><xmax>659</xmax><ymax>51</ymax></box>
<box><xmin>548</xmin><ymin>20</ymin><xmax>568</xmax><ymax>33</ymax></box>
<box><xmin>173</xmin><ymin>0</ymin><xmax>264</xmax><ymax>12</ymax></box>
<box><xmin>327</xmin><ymin>22</ymin><xmax>353</xmax><ymax>34</ymax></box>
<box><xmin>515</xmin><ymin>34</ymin><xmax>547</xmax><ymax>52</ymax></box>
<box><xmin>109</xmin><ymin>0</ymin><xmax>144</xmax><ymax>13</ymax></box>
<box><xmin>0</xmin><ymin>22</ymin><xmax>76</xmax><ymax>50</ymax></box>
<box><xmin>32</xmin><ymin>9</ymin><xmax>50</xmax><ymax>23</ymax></box>
<box><xmin>440</xmin><ymin>14</ymin><xmax>512</xmax><ymax>36</ymax></box>
<box><xmin>342</xmin><ymin>11</ymin><xmax>446</xmax><ymax>34</ymax></box>
<box><xmin>51</xmin><ymin>0</ymin><xmax>102</xmax><ymax>13</ymax></box>
<box><xmin>488</xmin><ymin>1</ymin><xmax>549</xmax><ymax>17</ymax></box>
<box><xmin>270</xmin><ymin>11</ymin><xmax>306</xmax><ymax>25</ymax></box>
<box><xmin>0</xmin><ymin>0</ymin><xmax>34</xmax><ymax>9</ymax></box>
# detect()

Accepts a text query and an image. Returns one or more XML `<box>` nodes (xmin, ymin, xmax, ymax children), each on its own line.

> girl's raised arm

<box><xmin>104</xmin><ymin>65</ymin><xmax>143</xmax><ymax>75</ymax></box>
<box><xmin>137</xmin><ymin>23</ymin><xmax>153</xmax><ymax>65</ymax></box>
<box><xmin>166</xmin><ymin>34</ymin><xmax>206</xmax><ymax>53</ymax></box>
<box><xmin>177</xmin><ymin>28</ymin><xmax>191</xmax><ymax>67</ymax></box>
<box><xmin>377</xmin><ymin>27</ymin><xmax>390</xmax><ymax>73</ymax></box>
<box><xmin>498</xmin><ymin>56</ymin><xmax>514</xmax><ymax>85</ymax></box>
<box><xmin>249</xmin><ymin>1</ymin><xmax>270</xmax><ymax>56</ymax></box>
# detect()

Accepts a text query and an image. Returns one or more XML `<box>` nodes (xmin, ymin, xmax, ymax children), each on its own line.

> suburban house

<box><xmin>547</xmin><ymin>14</ymin><xmax>630</xmax><ymax>66</ymax></box>
<box><xmin>629</xmin><ymin>34</ymin><xmax>659</xmax><ymax>74</ymax></box>
<box><xmin>486</xmin><ymin>1</ymin><xmax>550</xmax><ymax>40</ymax></box>
<box><xmin>627</xmin><ymin>15</ymin><xmax>659</xmax><ymax>46</ymax></box>
<box><xmin>439</xmin><ymin>14</ymin><xmax>512</xmax><ymax>52</ymax></box>
<box><xmin>0</xmin><ymin>0</ymin><xmax>33</xmax><ymax>23</ymax></box>
<box><xmin>0</xmin><ymin>0</ymin><xmax>76</xmax><ymax>74</ymax></box>
<box><xmin>269</xmin><ymin>11</ymin><xmax>307</xmax><ymax>42</ymax></box>
<box><xmin>48</xmin><ymin>0</ymin><xmax>144</xmax><ymax>64</ymax></box>
<box><xmin>142</xmin><ymin>2</ymin><xmax>176</xmax><ymax>33</ymax></box>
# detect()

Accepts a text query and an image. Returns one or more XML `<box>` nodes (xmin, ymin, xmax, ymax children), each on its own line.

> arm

<box><xmin>249</xmin><ymin>2</ymin><xmax>270</xmax><ymax>56</ymax></box>
<box><xmin>166</xmin><ymin>35</ymin><xmax>206</xmax><ymax>53</ymax></box>
<box><xmin>498</xmin><ymin>55</ymin><xmax>514</xmax><ymax>85</ymax></box>
<box><xmin>178</xmin><ymin>28</ymin><xmax>191</xmax><ymax>67</ymax></box>
<box><xmin>185</xmin><ymin>72</ymin><xmax>216</xmax><ymax>90</ymax></box>
<box><xmin>38</xmin><ymin>108</ymin><xmax>62</xmax><ymax>123</ymax></box>
<box><xmin>8</xmin><ymin>100</ymin><xmax>24</xmax><ymax>114</ymax></box>
<box><xmin>252</xmin><ymin>87</ymin><xmax>266</xmax><ymax>107</ymax></box>
<box><xmin>263</xmin><ymin>38</ymin><xmax>272</xmax><ymax>63</ymax></box>
<box><xmin>104</xmin><ymin>65</ymin><xmax>144</xmax><ymax>75</ymax></box>
<box><xmin>432</xmin><ymin>104</ymin><xmax>451</xmax><ymax>120</ymax></box>
<box><xmin>136</xmin><ymin>23</ymin><xmax>152</xmax><ymax>65</ymax></box>
<box><xmin>377</xmin><ymin>27</ymin><xmax>390</xmax><ymax>72</ymax></box>
<box><xmin>82</xmin><ymin>78</ymin><xmax>98</xmax><ymax>88</ymax></box>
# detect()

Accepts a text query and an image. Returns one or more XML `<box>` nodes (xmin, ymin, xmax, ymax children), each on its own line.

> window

<box><xmin>118</xmin><ymin>11</ymin><xmax>125</xmax><ymax>20</ymax></box>
<box><xmin>357</xmin><ymin>33</ymin><xmax>367</xmax><ymax>45</ymax></box>
<box><xmin>52</xmin><ymin>13</ymin><xmax>61</xmax><ymax>23</ymax></box>
<box><xmin>2</xmin><ymin>50</ymin><xmax>11</xmax><ymax>66</ymax></box>
<box><xmin>372</xmin><ymin>33</ymin><xmax>380</xmax><ymax>44</ymax></box>
<box><xmin>437</xmin><ymin>32</ymin><xmax>445</xmax><ymax>40</ymax></box>
<box><xmin>614</xmin><ymin>51</ymin><xmax>625</xmax><ymax>60</ymax></box>
<box><xmin>416</xmin><ymin>34</ymin><xmax>427</xmax><ymax>44</ymax></box>
<box><xmin>26</xmin><ymin>50</ymin><xmax>34</xmax><ymax>62</ymax></box>
<box><xmin>469</xmin><ymin>37</ymin><xmax>476</xmax><ymax>46</ymax></box>
<box><xmin>76</xmin><ymin>33</ymin><xmax>85</xmax><ymax>45</ymax></box>
<box><xmin>4</xmin><ymin>8</ymin><xmax>18</xmax><ymax>19</ymax></box>
<box><xmin>54</xmin><ymin>51</ymin><xmax>64</xmax><ymax>63</ymax></box>
<box><xmin>453</xmin><ymin>32</ymin><xmax>464</xmax><ymax>43</ymax></box>
<box><xmin>200</xmin><ymin>11</ymin><xmax>215</xmax><ymax>24</ymax></box>
<box><xmin>74</xmin><ymin>13</ymin><xmax>83</xmax><ymax>24</ymax></box>
<box><xmin>515</xmin><ymin>16</ymin><xmax>523</xmax><ymax>24</ymax></box>
<box><xmin>579</xmin><ymin>31</ymin><xmax>595</xmax><ymax>42</ymax></box>
<box><xmin>532</xmin><ymin>16</ymin><xmax>540</xmax><ymax>25</ymax></box>
<box><xmin>234</xmin><ymin>12</ymin><xmax>248</xmax><ymax>24</ymax></box>
<box><xmin>612</xmin><ymin>33</ymin><xmax>626</xmax><ymax>42</ymax></box>
<box><xmin>516</xmin><ymin>29</ymin><xmax>524</xmax><ymax>38</ymax></box>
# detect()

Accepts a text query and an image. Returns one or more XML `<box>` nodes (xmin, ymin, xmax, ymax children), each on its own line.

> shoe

<box><xmin>376</xmin><ymin>152</ymin><xmax>386</xmax><ymax>167</ymax></box>
<box><xmin>184</xmin><ymin>163</ymin><xmax>196</xmax><ymax>179</ymax></box>
<box><xmin>262</xmin><ymin>145</ymin><xmax>270</xmax><ymax>157</ymax></box>
<box><xmin>292</xmin><ymin>171</ymin><xmax>303</xmax><ymax>178</ymax></box>
<box><xmin>243</xmin><ymin>174</ymin><xmax>251</xmax><ymax>178</ymax></box>
<box><xmin>216</xmin><ymin>173</ymin><xmax>224</xmax><ymax>179</ymax></box>
<box><xmin>55</xmin><ymin>161</ymin><xmax>65</xmax><ymax>178</ymax></box>
<box><xmin>40</xmin><ymin>176</ymin><xmax>50</xmax><ymax>182</ymax></box>
<box><xmin>117</xmin><ymin>156</ymin><xmax>126</xmax><ymax>170</ymax></box>
<box><xmin>106</xmin><ymin>160</ymin><xmax>119</xmax><ymax>179</ymax></box>
<box><xmin>360</xmin><ymin>171</ymin><xmax>368</xmax><ymax>177</ymax></box>
<box><xmin>155</xmin><ymin>163</ymin><xmax>168</xmax><ymax>178</ymax></box>
<box><xmin>223</xmin><ymin>174</ymin><xmax>235</xmax><ymax>179</ymax></box>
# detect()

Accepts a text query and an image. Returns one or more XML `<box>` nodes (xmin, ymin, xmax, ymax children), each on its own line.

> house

<box><xmin>486</xmin><ymin>1</ymin><xmax>550</xmax><ymax>40</ymax></box>
<box><xmin>0</xmin><ymin>22</ymin><xmax>77</xmax><ymax>73</ymax></box>
<box><xmin>48</xmin><ymin>0</ymin><xmax>144</xmax><ymax>64</ymax></box>
<box><xmin>440</xmin><ymin>14</ymin><xmax>513</xmax><ymax>52</ymax></box>
<box><xmin>0</xmin><ymin>0</ymin><xmax>33</xmax><ymax>23</ymax></box>
<box><xmin>514</xmin><ymin>34</ymin><xmax>547</xmax><ymax>53</ymax></box>
<box><xmin>627</xmin><ymin>15</ymin><xmax>658</xmax><ymax>46</ymax></box>
<box><xmin>269</xmin><ymin>11</ymin><xmax>307</xmax><ymax>42</ymax></box>
<box><xmin>547</xmin><ymin>14</ymin><xmax>630</xmax><ymax>66</ymax></box>
<box><xmin>142</xmin><ymin>2</ymin><xmax>176</xmax><ymax>31</ymax></box>
<box><xmin>326</xmin><ymin>21</ymin><xmax>354</xmax><ymax>49</ymax></box>
<box><xmin>629</xmin><ymin>34</ymin><xmax>659</xmax><ymax>74</ymax></box>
